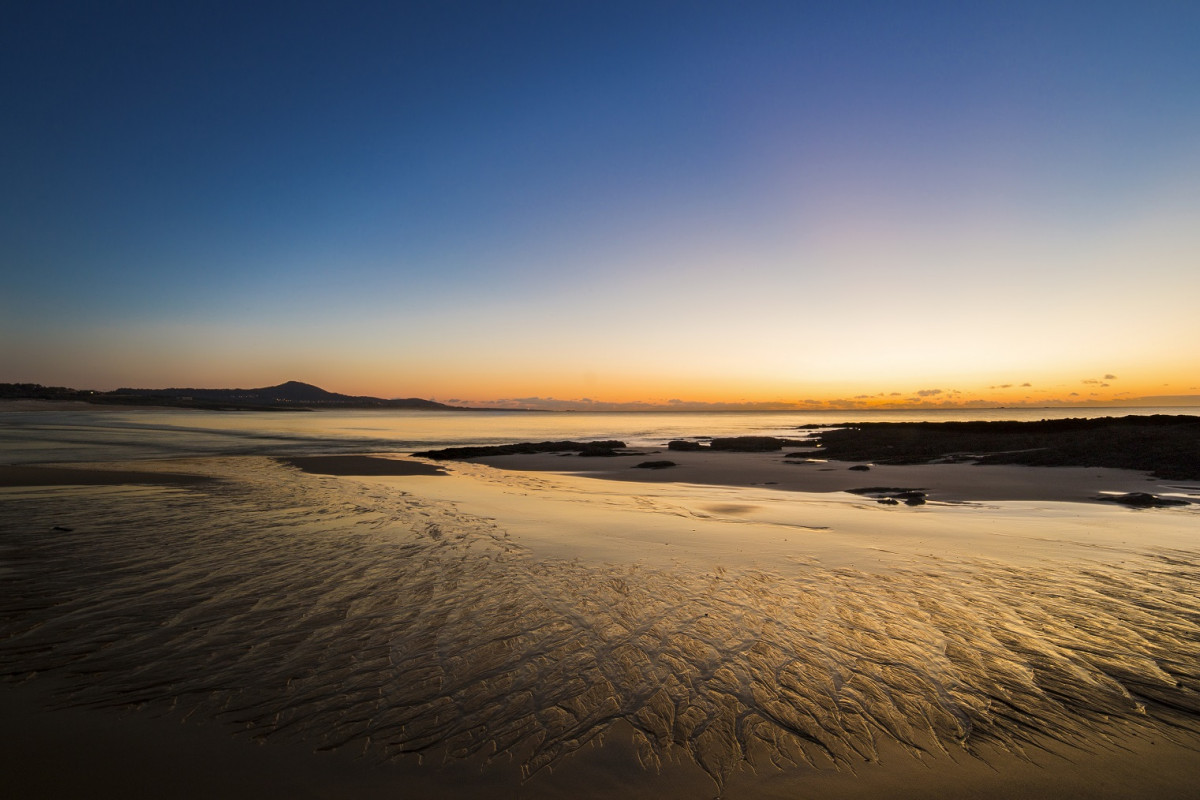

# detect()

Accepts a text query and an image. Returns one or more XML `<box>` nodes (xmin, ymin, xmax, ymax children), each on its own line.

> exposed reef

<box><xmin>800</xmin><ymin>415</ymin><xmax>1200</xmax><ymax>480</ymax></box>
<box><xmin>1096</xmin><ymin>492</ymin><xmax>1189</xmax><ymax>508</ymax></box>
<box><xmin>846</xmin><ymin>487</ymin><xmax>929</xmax><ymax>506</ymax></box>
<box><xmin>709</xmin><ymin>436</ymin><xmax>806</xmax><ymax>452</ymax></box>
<box><xmin>414</xmin><ymin>440</ymin><xmax>628</xmax><ymax>460</ymax></box>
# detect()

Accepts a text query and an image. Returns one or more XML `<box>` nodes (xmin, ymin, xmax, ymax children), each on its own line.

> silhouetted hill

<box><xmin>2</xmin><ymin>381</ymin><xmax>459</xmax><ymax>410</ymax></box>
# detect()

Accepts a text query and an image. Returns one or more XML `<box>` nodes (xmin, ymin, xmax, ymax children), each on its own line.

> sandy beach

<box><xmin>2</xmin><ymin>452</ymin><xmax>1199</xmax><ymax>798</ymax></box>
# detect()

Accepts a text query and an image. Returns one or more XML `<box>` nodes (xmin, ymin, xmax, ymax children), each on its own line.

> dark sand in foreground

<box><xmin>5</xmin><ymin>676</ymin><xmax>1198</xmax><ymax>799</ymax></box>
<box><xmin>0</xmin><ymin>464</ymin><xmax>212</xmax><ymax>487</ymax></box>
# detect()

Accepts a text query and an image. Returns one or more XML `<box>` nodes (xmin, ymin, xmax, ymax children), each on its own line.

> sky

<box><xmin>2</xmin><ymin>1</ymin><xmax>1198</xmax><ymax>410</ymax></box>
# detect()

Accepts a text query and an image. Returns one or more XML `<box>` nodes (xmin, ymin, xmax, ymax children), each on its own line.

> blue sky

<box><xmin>3</xmin><ymin>1</ymin><xmax>1198</xmax><ymax>407</ymax></box>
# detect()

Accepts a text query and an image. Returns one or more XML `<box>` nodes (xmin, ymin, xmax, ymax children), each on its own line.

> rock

<box><xmin>797</xmin><ymin>415</ymin><xmax>1200</xmax><ymax>481</ymax></box>
<box><xmin>709</xmin><ymin>436</ymin><xmax>801</xmax><ymax>452</ymax></box>
<box><xmin>1096</xmin><ymin>492</ymin><xmax>1188</xmax><ymax>508</ymax></box>
<box><xmin>848</xmin><ymin>464</ymin><xmax>871</xmax><ymax>471</ymax></box>
<box><xmin>635</xmin><ymin>461</ymin><xmax>676</xmax><ymax>470</ymax></box>
<box><xmin>51</xmin><ymin>525</ymin><xmax>74</xmax><ymax>532</ymax></box>
<box><xmin>415</xmin><ymin>440</ymin><xmax>627</xmax><ymax>460</ymax></box>
<box><xmin>668</xmin><ymin>440</ymin><xmax>705</xmax><ymax>451</ymax></box>
<box><xmin>848</xmin><ymin>487</ymin><xmax>927</xmax><ymax>506</ymax></box>
<box><xmin>578</xmin><ymin>442</ymin><xmax>627</xmax><ymax>457</ymax></box>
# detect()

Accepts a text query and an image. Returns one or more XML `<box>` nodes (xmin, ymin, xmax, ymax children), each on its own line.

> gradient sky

<box><xmin>3</xmin><ymin>1</ymin><xmax>1198</xmax><ymax>409</ymax></box>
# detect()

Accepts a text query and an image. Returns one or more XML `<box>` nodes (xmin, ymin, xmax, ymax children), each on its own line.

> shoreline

<box><xmin>447</xmin><ymin>449</ymin><xmax>1199</xmax><ymax>506</ymax></box>
<box><xmin>3</xmin><ymin>452</ymin><xmax>1196</xmax><ymax>506</ymax></box>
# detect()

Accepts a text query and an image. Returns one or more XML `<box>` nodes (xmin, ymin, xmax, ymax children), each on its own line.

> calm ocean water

<box><xmin>2</xmin><ymin>404</ymin><xmax>1197</xmax><ymax>465</ymax></box>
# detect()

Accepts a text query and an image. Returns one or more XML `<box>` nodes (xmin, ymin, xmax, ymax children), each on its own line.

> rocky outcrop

<box><xmin>799</xmin><ymin>416</ymin><xmax>1200</xmax><ymax>480</ymax></box>
<box><xmin>578</xmin><ymin>442</ymin><xmax>630</xmax><ymax>457</ymax></box>
<box><xmin>1095</xmin><ymin>492</ymin><xmax>1188</xmax><ymax>508</ymax></box>
<box><xmin>708</xmin><ymin>436</ymin><xmax>804</xmax><ymax>452</ymax></box>
<box><xmin>847</xmin><ymin>487</ymin><xmax>928</xmax><ymax>506</ymax></box>
<box><xmin>414</xmin><ymin>440</ymin><xmax>627</xmax><ymax>460</ymax></box>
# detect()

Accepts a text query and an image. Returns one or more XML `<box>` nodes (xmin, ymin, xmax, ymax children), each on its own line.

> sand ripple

<box><xmin>2</xmin><ymin>458</ymin><xmax>1199</xmax><ymax>791</ymax></box>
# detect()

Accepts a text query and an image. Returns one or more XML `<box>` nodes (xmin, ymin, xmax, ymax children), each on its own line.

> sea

<box><xmin>2</xmin><ymin>404</ymin><xmax>1196</xmax><ymax>465</ymax></box>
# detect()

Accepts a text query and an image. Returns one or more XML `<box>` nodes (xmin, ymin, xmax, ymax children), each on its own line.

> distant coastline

<box><xmin>0</xmin><ymin>380</ymin><xmax>500</xmax><ymax>412</ymax></box>
<box><xmin>3</xmin><ymin>380</ymin><xmax>1198</xmax><ymax>414</ymax></box>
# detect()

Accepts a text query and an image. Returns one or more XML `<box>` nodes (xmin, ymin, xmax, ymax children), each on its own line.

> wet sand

<box><xmin>2</xmin><ymin>456</ymin><xmax>1199</xmax><ymax>797</ymax></box>
<box><xmin>0</xmin><ymin>464</ymin><xmax>212</xmax><ymax>487</ymax></box>
<box><xmin>4</xmin><ymin>678</ymin><xmax>1197</xmax><ymax>799</ymax></box>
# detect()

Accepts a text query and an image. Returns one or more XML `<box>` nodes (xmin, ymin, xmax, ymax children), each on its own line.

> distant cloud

<box><xmin>916</xmin><ymin>388</ymin><xmax>943</xmax><ymax>397</ymax></box>
<box><xmin>1069</xmin><ymin>392</ymin><xmax>1079</xmax><ymax>396</ymax></box>
<box><xmin>1021</xmin><ymin>382</ymin><xmax>1032</xmax><ymax>387</ymax></box>
<box><xmin>990</xmin><ymin>384</ymin><xmax>1012</xmax><ymax>389</ymax></box>
<box><xmin>854</xmin><ymin>394</ymin><xmax>871</xmax><ymax>399</ymax></box>
<box><xmin>1082</xmin><ymin>379</ymin><xmax>1100</xmax><ymax>385</ymax></box>
<box><xmin>889</xmin><ymin>392</ymin><xmax>901</xmax><ymax>396</ymax></box>
<box><xmin>1104</xmin><ymin>374</ymin><xmax>1117</xmax><ymax>380</ymax></box>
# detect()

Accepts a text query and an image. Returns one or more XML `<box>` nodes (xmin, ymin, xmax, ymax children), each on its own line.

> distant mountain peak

<box><xmin>254</xmin><ymin>381</ymin><xmax>343</xmax><ymax>401</ymax></box>
<box><xmin>72</xmin><ymin>380</ymin><xmax>460</xmax><ymax>410</ymax></box>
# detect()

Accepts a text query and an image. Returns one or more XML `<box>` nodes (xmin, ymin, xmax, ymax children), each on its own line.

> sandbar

<box><xmin>277</xmin><ymin>455</ymin><xmax>445</xmax><ymax>477</ymax></box>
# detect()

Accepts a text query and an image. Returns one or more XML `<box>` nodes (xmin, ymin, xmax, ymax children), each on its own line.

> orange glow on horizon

<box><xmin>325</xmin><ymin>368</ymin><xmax>1197</xmax><ymax>411</ymax></box>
